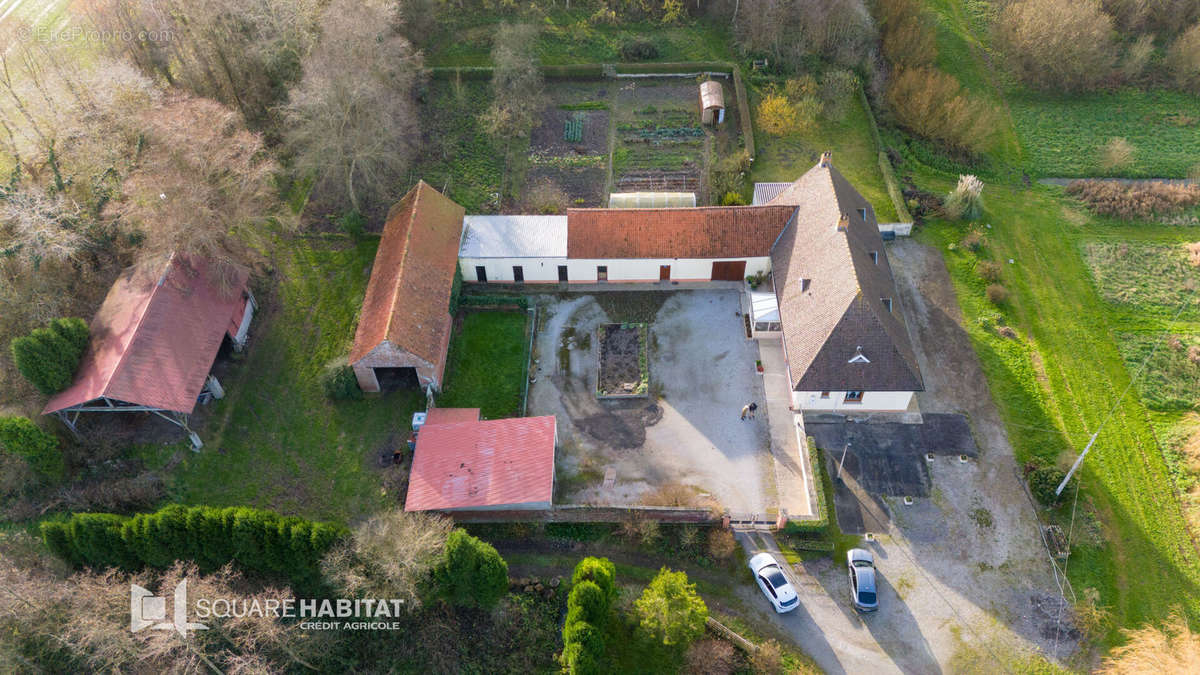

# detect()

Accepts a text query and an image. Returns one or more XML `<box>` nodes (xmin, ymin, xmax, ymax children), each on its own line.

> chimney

<box><xmin>837</xmin><ymin>213</ymin><xmax>849</xmax><ymax>232</ymax></box>
<box><xmin>819</xmin><ymin>151</ymin><xmax>832</xmax><ymax>168</ymax></box>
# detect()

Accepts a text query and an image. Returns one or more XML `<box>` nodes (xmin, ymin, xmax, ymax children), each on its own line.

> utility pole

<box><xmin>837</xmin><ymin>442</ymin><xmax>851</xmax><ymax>480</ymax></box>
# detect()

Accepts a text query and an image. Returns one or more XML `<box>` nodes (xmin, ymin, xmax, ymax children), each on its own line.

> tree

<box><xmin>571</xmin><ymin>556</ymin><xmax>617</xmax><ymax>606</ymax></box>
<box><xmin>1101</xmin><ymin>611</ymin><xmax>1200</xmax><ymax>673</ymax></box>
<box><xmin>633</xmin><ymin>567</ymin><xmax>708</xmax><ymax>649</ymax></box>
<box><xmin>0</xmin><ymin>416</ymin><xmax>63</xmax><ymax>480</ymax></box>
<box><xmin>111</xmin><ymin>94</ymin><xmax>283</xmax><ymax>277</ymax></box>
<box><xmin>9</xmin><ymin>318</ymin><xmax>88</xmax><ymax>395</ymax></box>
<box><xmin>731</xmin><ymin>0</ymin><xmax>876</xmax><ymax>72</ymax></box>
<box><xmin>321</xmin><ymin>509</ymin><xmax>453</xmax><ymax>607</ymax></box>
<box><xmin>284</xmin><ymin>0</ymin><xmax>424</xmax><ymax>216</ymax></box>
<box><xmin>879</xmin><ymin>0</ymin><xmax>937</xmax><ymax>68</ymax></box>
<box><xmin>1166</xmin><ymin>23</ymin><xmax>1200</xmax><ymax>93</ymax></box>
<box><xmin>482</xmin><ymin>23</ymin><xmax>545</xmax><ymax>141</ymax></box>
<box><xmin>756</xmin><ymin>91</ymin><xmax>801</xmax><ymax>136</ymax></box>
<box><xmin>885</xmin><ymin>67</ymin><xmax>997</xmax><ymax>154</ymax></box>
<box><xmin>431</xmin><ymin>529</ymin><xmax>508</xmax><ymax>609</ymax></box>
<box><xmin>993</xmin><ymin>0</ymin><xmax>1117</xmax><ymax>92</ymax></box>
<box><xmin>1100</xmin><ymin>0</ymin><xmax>1199</xmax><ymax>38</ymax></box>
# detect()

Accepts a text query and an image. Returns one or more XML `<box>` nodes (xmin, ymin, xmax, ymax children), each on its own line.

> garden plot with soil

<box><xmin>596</xmin><ymin>323</ymin><xmax>648</xmax><ymax>398</ymax></box>
<box><xmin>527</xmin><ymin>290</ymin><xmax>774</xmax><ymax>514</ymax></box>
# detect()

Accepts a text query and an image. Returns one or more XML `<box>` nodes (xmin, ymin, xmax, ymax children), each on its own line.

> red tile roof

<box><xmin>566</xmin><ymin>206</ymin><xmax>794</xmax><ymax>259</ymax></box>
<box><xmin>424</xmin><ymin>407</ymin><xmax>480</xmax><ymax>425</ymax></box>
<box><xmin>43</xmin><ymin>254</ymin><xmax>249</xmax><ymax>415</ymax></box>
<box><xmin>350</xmin><ymin>181</ymin><xmax>466</xmax><ymax>365</ymax></box>
<box><xmin>405</xmin><ymin>416</ymin><xmax>557</xmax><ymax>511</ymax></box>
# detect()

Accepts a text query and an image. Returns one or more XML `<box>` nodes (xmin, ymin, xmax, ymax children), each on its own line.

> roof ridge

<box><xmin>101</xmin><ymin>252</ymin><xmax>177</xmax><ymax>402</ymax></box>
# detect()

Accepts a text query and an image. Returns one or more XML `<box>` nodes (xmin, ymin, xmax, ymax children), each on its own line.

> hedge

<box><xmin>561</xmin><ymin>557</ymin><xmax>616</xmax><ymax>674</ymax></box>
<box><xmin>857</xmin><ymin>84</ymin><xmax>912</xmax><ymax>223</ymax></box>
<box><xmin>459</xmin><ymin>294</ymin><xmax>529</xmax><ymax>309</ymax></box>
<box><xmin>10</xmin><ymin>317</ymin><xmax>90</xmax><ymax>395</ymax></box>
<box><xmin>0</xmin><ymin>415</ymin><xmax>64</xmax><ymax>480</ymax></box>
<box><xmin>782</xmin><ymin>439</ymin><xmax>831</xmax><ymax>537</ymax></box>
<box><xmin>432</xmin><ymin>529</ymin><xmax>508</xmax><ymax>609</ymax></box>
<box><xmin>732</xmin><ymin>68</ymin><xmax>755</xmax><ymax>159</ymax></box>
<box><xmin>40</xmin><ymin>504</ymin><xmax>347</xmax><ymax>589</ymax></box>
<box><xmin>613</xmin><ymin>61</ymin><xmax>732</xmax><ymax>75</ymax></box>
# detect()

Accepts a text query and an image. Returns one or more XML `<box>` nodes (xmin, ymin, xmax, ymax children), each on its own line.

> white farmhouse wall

<box><xmin>793</xmin><ymin>390</ymin><xmax>915</xmax><ymax>413</ymax></box>
<box><xmin>461</xmin><ymin>256</ymin><xmax>771</xmax><ymax>283</ymax></box>
<box><xmin>460</xmin><ymin>257</ymin><xmax>566</xmax><ymax>283</ymax></box>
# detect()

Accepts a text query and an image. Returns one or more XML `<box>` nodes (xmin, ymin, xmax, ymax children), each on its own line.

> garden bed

<box><xmin>596</xmin><ymin>323</ymin><xmax>649</xmax><ymax>398</ymax></box>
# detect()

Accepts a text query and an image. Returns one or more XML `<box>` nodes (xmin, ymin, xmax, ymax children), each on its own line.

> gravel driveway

<box><xmin>740</xmin><ymin>240</ymin><xmax>1079</xmax><ymax>673</ymax></box>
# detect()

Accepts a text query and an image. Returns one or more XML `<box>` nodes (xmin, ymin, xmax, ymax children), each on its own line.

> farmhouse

<box><xmin>405</xmin><ymin>408</ymin><xmax>557</xmax><ymax>511</ymax></box>
<box><xmin>456</xmin><ymin>152</ymin><xmax>923</xmax><ymax>412</ymax></box>
<box><xmin>42</xmin><ymin>253</ymin><xmax>256</xmax><ymax>444</ymax></box>
<box><xmin>350</xmin><ymin>181</ymin><xmax>466</xmax><ymax>394</ymax></box>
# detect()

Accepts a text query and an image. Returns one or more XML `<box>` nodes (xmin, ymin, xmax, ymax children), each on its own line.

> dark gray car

<box><xmin>846</xmin><ymin>548</ymin><xmax>878</xmax><ymax>612</ymax></box>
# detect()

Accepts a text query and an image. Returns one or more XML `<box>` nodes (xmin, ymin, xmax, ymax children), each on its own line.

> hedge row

<box><xmin>783</xmin><ymin>439</ymin><xmax>831</xmax><ymax>537</ymax></box>
<box><xmin>41</xmin><ymin>504</ymin><xmax>347</xmax><ymax>589</ymax></box>
<box><xmin>858</xmin><ymin>85</ymin><xmax>912</xmax><ymax>223</ymax></box>
<box><xmin>430</xmin><ymin>61</ymin><xmax>736</xmax><ymax>81</ymax></box>
<box><xmin>731</xmin><ymin>68</ymin><xmax>755</xmax><ymax>159</ymax></box>
<box><xmin>613</xmin><ymin>61</ymin><xmax>732</xmax><ymax>75</ymax></box>
<box><xmin>459</xmin><ymin>294</ymin><xmax>529</xmax><ymax>309</ymax></box>
<box><xmin>561</xmin><ymin>557</ymin><xmax>617</xmax><ymax>675</ymax></box>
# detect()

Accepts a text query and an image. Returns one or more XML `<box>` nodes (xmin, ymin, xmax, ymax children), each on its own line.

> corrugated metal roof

<box><xmin>607</xmin><ymin>192</ymin><xmax>696</xmax><ymax>208</ymax></box>
<box><xmin>405</xmin><ymin>416</ymin><xmax>557</xmax><ymax>511</ymax></box>
<box><xmin>459</xmin><ymin>215</ymin><xmax>568</xmax><ymax>258</ymax></box>
<box><xmin>700</xmin><ymin>80</ymin><xmax>724</xmax><ymax>110</ymax></box>
<box><xmin>752</xmin><ymin>182</ymin><xmax>791</xmax><ymax>205</ymax></box>
<box><xmin>43</xmin><ymin>253</ymin><xmax>249</xmax><ymax>415</ymax></box>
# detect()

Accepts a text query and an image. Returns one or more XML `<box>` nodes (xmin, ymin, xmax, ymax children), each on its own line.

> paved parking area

<box><xmin>528</xmin><ymin>289</ymin><xmax>778</xmax><ymax>514</ymax></box>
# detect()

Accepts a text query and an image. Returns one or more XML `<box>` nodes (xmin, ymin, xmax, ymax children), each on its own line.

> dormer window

<box><xmin>882</xmin><ymin>297</ymin><xmax>892</xmax><ymax>312</ymax></box>
<box><xmin>801</xmin><ymin>278</ymin><xmax>811</xmax><ymax>292</ymax></box>
<box><xmin>848</xmin><ymin>346</ymin><xmax>870</xmax><ymax>364</ymax></box>
<box><xmin>857</xmin><ymin>208</ymin><xmax>867</xmax><ymax>221</ymax></box>
<box><xmin>870</xmin><ymin>251</ymin><xmax>878</xmax><ymax>264</ymax></box>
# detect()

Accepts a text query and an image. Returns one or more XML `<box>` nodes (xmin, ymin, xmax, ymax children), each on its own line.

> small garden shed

<box><xmin>699</xmin><ymin>80</ymin><xmax>725</xmax><ymax>125</ymax></box>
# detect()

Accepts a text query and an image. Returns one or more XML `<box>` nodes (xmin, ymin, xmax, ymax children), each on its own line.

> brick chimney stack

<box><xmin>819</xmin><ymin>151</ymin><xmax>832</xmax><ymax>168</ymax></box>
<box><xmin>837</xmin><ymin>213</ymin><xmax>849</xmax><ymax>231</ymax></box>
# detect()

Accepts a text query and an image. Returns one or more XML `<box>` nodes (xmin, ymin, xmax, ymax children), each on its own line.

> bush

<box><xmin>459</xmin><ymin>294</ymin><xmax>529</xmax><ymax>309</ymax></box>
<box><xmin>320</xmin><ymin>362</ymin><xmax>362</xmax><ymax>400</ymax></box>
<box><xmin>706</xmin><ymin>528</ymin><xmax>737</xmax><ymax>560</ymax></box>
<box><xmin>962</xmin><ymin>230</ymin><xmax>986</xmax><ymax>252</ymax></box>
<box><xmin>886</xmin><ymin>67</ymin><xmax>997</xmax><ymax>154</ymax></box>
<box><xmin>784</xmin><ymin>74</ymin><xmax>818</xmax><ymax>101</ymax></box>
<box><xmin>567</xmin><ymin>581</ymin><xmax>609</xmax><ymax>626</ymax></box>
<box><xmin>1099</xmin><ymin>137</ymin><xmax>1136</xmax><ymax>172</ymax></box>
<box><xmin>721</xmin><ymin>191</ymin><xmax>747</xmax><ymax>206</ymax></box>
<box><xmin>986</xmin><ymin>284</ymin><xmax>1010</xmax><ymax>305</ymax></box>
<box><xmin>994</xmin><ymin>0</ymin><xmax>1117</xmax><ymax>93</ymax></box>
<box><xmin>879</xmin><ymin>0</ymin><xmax>938</xmax><ymax>68</ymax></box>
<box><xmin>943</xmin><ymin>175</ymin><xmax>985</xmax><ymax>221</ymax></box>
<box><xmin>685</xmin><ymin>639</ymin><xmax>738</xmax><ymax>675</ymax></box>
<box><xmin>620</xmin><ymin>39</ymin><xmax>660</xmax><ymax>61</ymax></box>
<box><xmin>978</xmin><ymin>260</ymin><xmax>1002</xmax><ymax>283</ymax></box>
<box><xmin>1167</xmin><ymin>23</ymin><xmax>1200</xmax><ymax>92</ymax></box>
<box><xmin>819</xmin><ymin>70</ymin><xmax>859</xmax><ymax>121</ymax></box>
<box><xmin>1027</xmin><ymin>464</ymin><xmax>1069</xmax><ymax>506</ymax></box>
<box><xmin>10</xmin><ymin>318</ymin><xmax>90</xmax><ymax>395</ymax></box>
<box><xmin>756</xmin><ymin>91</ymin><xmax>801</xmax><ymax>137</ymax></box>
<box><xmin>336</xmin><ymin>210</ymin><xmax>366</xmax><ymax>239</ymax></box>
<box><xmin>432</xmin><ymin>529</ymin><xmax>508</xmax><ymax>609</ymax></box>
<box><xmin>40</xmin><ymin>504</ymin><xmax>346</xmax><ymax>588</ymax></box>
<box><xmin>562</xmin><ymin>557</ymin><xmax>616</xmax><ymax>674</ymax></box>
<box><xmin>709</xmin><ymin>152</ymin><xmax>750</xmax><ymax>201</ymax></box>
<box><xmin>571</xmin><ymin>556</ymin><xmax>617</xmax><ymax>606</ymax></box>
<box><xmin>0</xmin><ymin>416</ymin><xmax>64</xmax><ymax>480</ymax></box>
<box><xmin>634</xmin><ymin>567</ymin><xmax>708</xmax><ymax>649</ymax></box>
<box><xmin>1065</xmin><ymin>180</ymin><xmax>1200</xmax><ymax>218</ymax></box>
<box><xmin>750</xmin><ymin>638</ymin><xmax>784</xmax><ymax>674</ymax></box>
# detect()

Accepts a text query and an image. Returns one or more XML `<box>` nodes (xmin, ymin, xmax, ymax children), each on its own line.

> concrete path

<box><xmin>756</xmin><ymin>337</ymin><xmax>815</xmax><ymax>519</ymax></box>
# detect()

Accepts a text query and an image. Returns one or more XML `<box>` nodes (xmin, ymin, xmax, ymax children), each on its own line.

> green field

<box><xmin>436</xmin><ymin>309</ymin><xmax>530</xmax><ymax>419</ymax></box>
<box><xmin>171</xmin><ymin>235</ymin><xmax>423</xmax><ymax>523</ymax></box>
<box><xmin>1081</xmin><ymin>241</ymin><xmax>1200</xmax><ymax>320</ymax></box>
<box><xmin>1115</xmin><ymin>332</ymin><xmax>1200</xmax><ymax>412</ymax></box>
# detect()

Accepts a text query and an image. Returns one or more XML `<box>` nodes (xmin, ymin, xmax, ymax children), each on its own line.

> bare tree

<box><xmin>481</xmin><ymin>23</ymin><xmax>545</xmax><ymax>141</ymax></box>
<box><xmin>321</xmin><ymin>509</ymin><xmax>453</xmax><ymax>606</ymax></box>
<box><xmin>283</xmin><ymin>0</ymin><xmax>424</xmax><ymax>216</ymax></box>
<box><xmin>109</xmin><ymin>94</ymin><xmax>284</xmax><ymax>275</ymax></box>
<box><xmin>993</xmin><ymin>0</ymin><xmax>1117</xmax><ymax>92</ymax></box>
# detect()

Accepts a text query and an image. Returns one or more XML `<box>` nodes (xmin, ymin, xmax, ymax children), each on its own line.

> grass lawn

<box><xmin>1009</xmin><ymin>90</ymin><xmax>1200</xmax><ymax>178</ymax></box>
<box><xmin>749</xmin><ymin>84</ymin><xmax>899</xmax><ymax>222</ymax></box>
<box><xmin>426</xmin><ymin>11</ymin><xmax>734</xmax><ymax>67</ymax></box>
<box><xmin>1115</xmin><ymin>332</ymin><xmax>1200</xmax><ymax>412</ymax></box>
<box><xmin>414</xmin><ymin>80</ymin><xmax>506</xmax><ymax>213</ymax></box>
<box><xmin>1081</xmin><ymin>240</ymin><xmax>1200</xmax><ymax>321</ymax></box>
<box><xmin>917</xmin><ymin>185</ymin><xmax>1200</xmax><ymax>641</ymax></box>
<box><xmin>171</xmin><ymin>235</ymin><xmax>423</xmax><ymax>524</ymax></box>
<box><xmin>436</xmin><ymin>309</ymin><xmax>530</xmax><ymax>419</ymax></box>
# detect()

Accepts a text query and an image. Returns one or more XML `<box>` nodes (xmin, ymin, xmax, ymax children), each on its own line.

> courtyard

<box><xmin>528</xmin><ymin>289</ymin><xmax>777</xmax><ymax>514</ymax></box>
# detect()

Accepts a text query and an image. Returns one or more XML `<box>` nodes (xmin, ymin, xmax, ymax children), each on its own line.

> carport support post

<box><xmin>837</xmin><ymin>442</ymin><xmax>851</xmax><ymax>480</ymax></box>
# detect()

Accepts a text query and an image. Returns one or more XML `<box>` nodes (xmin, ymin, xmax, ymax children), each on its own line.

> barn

<box><xmin>699</xmin><ymin>80</ymin><xmax>725</xmax><ymax>125</ymax></box>
<box><xmin>405</xmin><ymin>409</ymin><xmax>557</xmax><ymax>512</ymax></box>
<box><xmin>350</xmin><ymin>181</ymin><xmax>466</xmax><ymax>394</ymax></box>
<box><xmin>42</xmin><ymin>253</ymin><xmax>256</xmax><ymax>446</ymax></box>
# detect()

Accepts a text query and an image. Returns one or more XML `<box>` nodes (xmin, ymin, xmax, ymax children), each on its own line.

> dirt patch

<box><xmin>527</xmin><ymin>166</ymin><xmax>606</xmax><ymax>207</ymax></box>
<box><xmin>597</xmin><ymin>323</ymin><xmax>648</xmax><ymax>397</ymax></box>
<box><xmin>576</xmin><ymin>401</ymin><xmax>663</xmax><ymax>449</ymax></box>
<box><xmin>531</xmin><ymin>107</ymin><xmax>610</xmax><ymax>156</ymax></box>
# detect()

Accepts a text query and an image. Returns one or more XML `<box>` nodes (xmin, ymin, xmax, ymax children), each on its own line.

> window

<box><xmin>768</xmin><ymin>322</ymin><xmax>781</xmax><ymax>332</ymax></box>
<box><xmin>755</xmin><ymin>321</ymin><xmax>770</xmax><ymax>332</ymax></box>
<box><xmin>558</xmin><ymin>265</ymin><xmax>568</xmax><ymax>282</ymax></box>
<box><xmin>870</xmin><ymin>250</ymin><xmax>878</xmax><ymax>264</ymax></box>
<box><xmin>597</xmin><ymin>265</ymin><xmax>608</xmax><ymax>282</ymax></box>
<box><xmin>845</xmin><ymin>391</ymin><xmax>864</xmax><ymax>403</ymax></box>
<box><xmin>882</xmin><ymin>297</ymin><xmax>892</xmax><ymax>312</ymax></box>
<box><xmin>820</xmin><ymin>391</ymin><xmax>830</xmax><ymax>399</ymax></box>
<box><xmin>857</xmin><ymin>207</ymin><xmax>868</xmax><ymax>221</ymax></box>
<box><xmin>475</xmin><ymin>266</ymin><xmax>487</xmax><ymax>284</ymax></box>
<box><xmin>512</xmin><ymin>266</ymin><xmax>524</xmax><ymax>283</ymax></box>
<box><xmin>801</xmin><ymin>278</ymin><xmax>811</xmax><ymax>292</ymax></box>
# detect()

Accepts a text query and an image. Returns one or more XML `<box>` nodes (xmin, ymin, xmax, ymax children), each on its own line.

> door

<box><xmin>659</xmin><ymin>265</ymin><xmax>671</xmax><ymax>281</ymax></box>
<box><xmin>512</xmin><ymin>265</ymin><xmax>524</xmax><ymax>283</ymax></box>
<box><xmin>710</xmin><ymin>260</ymin><xmax>746</xmax><ymax>281</ymax></box>
<box><xmin>597</xmin><ymin>265</ymin><xmax>608</xmax><ymax>282</ymax></box>
<box><xmin>475</xmin><ymin>266</ymin><xmax>487</xmax><ymax>283</ymax></box>
<box><xmin>558</xmin><ymin>265</ymin><xmax>568</xmax><ymax>282</ymax></box>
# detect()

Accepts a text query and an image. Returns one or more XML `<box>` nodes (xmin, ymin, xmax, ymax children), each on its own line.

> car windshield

<box><xmin>766</xmin><ymin>570</ymin><xmax>787</xmax><ymax>588</ymax></box>
<box><xmin>781</xmin><ymin>596</ymin><xmax>797</xmax><ymax>607</ymax></box>
<box><xmin>858</xmin><ymin>591</ymin><xmax>877</xmax><ymax>605</ymax></box>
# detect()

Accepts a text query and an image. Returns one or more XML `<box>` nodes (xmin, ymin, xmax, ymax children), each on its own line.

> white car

<box><xmin>748</xmin><ymin>552</ymin><xmax>798</xmax><ymax>613</ymax></box>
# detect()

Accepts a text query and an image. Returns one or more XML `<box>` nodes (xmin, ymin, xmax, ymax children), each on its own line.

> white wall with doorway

<box><xmin>561</xmin><ymin>256</ymin><xmax>771</xmax><ymax>283</ymax></box>
<box><xmin>459</xmin><ymin>257</ymin><xmax>567</xmax><ymax>283</ymax></box>
<box><xmin>794</xmin><ymin>390</ymin><xmax>915</xmax><ymax>412</ymax></box>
